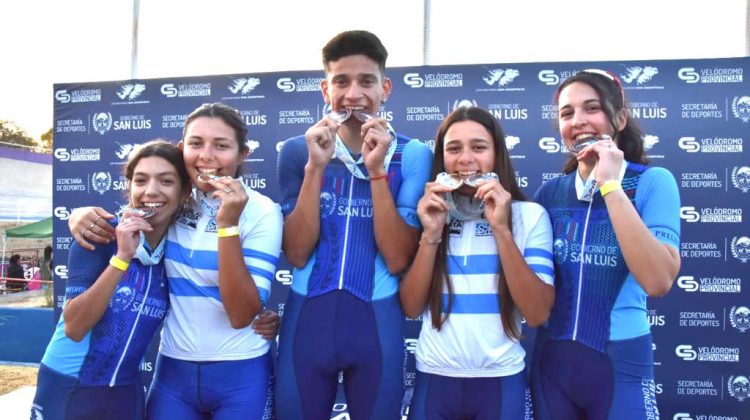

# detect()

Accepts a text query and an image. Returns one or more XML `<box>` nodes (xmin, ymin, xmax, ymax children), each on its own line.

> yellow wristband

<box><xmin>218</xmin><ymin>226</ymin><xmax>240</xmax><ymax>238</ymax></box>
<box><xmin>599</xmin><ymin>180</ymin><xmax>622</xmax><ymax>197</ymax></box>
<box><xmin>109</xmin><ymin>255</ymin><xmax>130</xmax><ymax>271</ymax></box>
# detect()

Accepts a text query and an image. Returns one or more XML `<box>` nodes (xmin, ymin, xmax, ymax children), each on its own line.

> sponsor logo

<box><xmin>406</xmin><ymin>105</ymin><xmax>444</xmax><ymax>122</ymax></box>
<box><xmin>628</xmin><ymin>101</ymin><xmax>668</xmax><ymax>119</ymax></box>
<box><xmin>731</xmin><ymin>166</ymin><xmax>750</xmax><ymax>192</ymax></box>
<box><xmin>730</xmin><ymin>236</ymin><xmax>750</xmax><ymax>263</ymax></box>
<box><xmin>229</xmin><ymin>77</ymin><xmax>261</xmax><ymax>95</ymax></box>
<box><xmin>675</xmin><ymin>344</ymin><xmax>740</xmax><ymax>362</ymax></box>
<box><xmin>678</xmin><ymin>136</ymin><xmax>744</xmax><ymax>153</ymax></box>
<box><xmin>673</xmin><ymin>412</ymin><xmax>692</xmax><ymax>420</ymax></box>
<box><xmin>680</xmin><ymin>172</ymin><xmax>723</xmax><ymax>189</ymax></box>
<box><xmin>320</xmin><ymin>192</ymin><xmax>337</xmax><ymax>217</ymax></box>
<box><xmin>275</xmin><ymin>269</ymin><xmax>292</xmax><ymax>285</ymax></box>
<box><xmin>239</xmin><ymin>109</ymin><xmax>267</xmax><ymax>126</ymax></box>
<box><xmin>643</xmin><ymin>134</ymin><xmax>659</xmax><ymax>151</ymax></box>
<box><xmin>681</xmin><ymin>103</ymin><xmax>723</xmax><ymax>119</ymax></box>
<box><xmin>275</xmin><ymin>141</ymin><xmax>285</xmax><ymax>153</ymax></box>
<box><xmin>54</xmin><ymin>265</ymin><xmax>68</xmax><ymax>280</ymax></box>
<box><xmin>91</xmin><ymin>171</ymin><xmax>112</xmax><ymax>195</ymax></box>
<box><xmin>727</xmin><ymin>375</ymin><xmax>750</xmax><ymax>401</ymax></box>
<box><xmin>53</xmin><ymin>207</ymin><xmax>70</xmax><ymax>220</ymax></box>
<box><xmin>55</xmin><ymin>118</ymin><xmax>86</xmax><ymax>134</ymax></box>
<box><xmin>506</xmin><ymin>136</ymin><xmax>520</xmax><ymax>150</ymax></box>
<box><xmin>677</xmin><ymin>275</ymin><xmax>742</xmax><ymax>293</ymax></box>
<box><xmin>478</xmin><ymin>68</ymin><xmax>523</xmax><ymax>92</ymax></box>
<box><xmin>678</xmin><ymin>66</ymin><xmax>743</xmax><ymax>84</ymax></box>
<box><xmin>452</xmin><ymin>99</ymin><xmax>478</xmax><ymax>110</ymax></box>
<box><xmin>242</xmin><ymin>173</ymin><xmax>267</xmax><ymax>190</ymax></box>
<box><xmin>729</xmin><ymin>306</ymin><xmax>750</xmax><ymax>333</ymax></box>
<box><xmin>91</xmin><ymin>112</ymin><xmax>113</xmax><ymax>134</ymax></box>
<box><xmin>115</xmin><ymin>143</ymin><xmax>141</xmax><ymax>160</ymax></box>
<box><xmin>679</xmin><ymin>310</ymin><xmax>720</xmax><ymax>328</ymax></box>
<box><xmin>538</xmin><ymin>137</ymin><xmax>569</xmax><ymax>153</ymax></box>
<box><xmin>487</xmin><ymin>103</ymin><xmax>528</xmax><ymax>120</ymax></box>
<box><xmin>731</xmin><ymin>96</ymin><xmax>750</xmax><ymax>122</ymax></box>
<box><xmin>676</xmin><ymin>378</ymin><xmax>719</xmax><ymax>397</ymax></box>
<box><xmin>680</xmin><ymin>206</ymin><xmax>743</xmax><ymax>223</ymax></box>
<box><xmin>114</xmin><ymin>83</ymin><xmax>147</xmax><ymax>102</ymax></box>
<box><xmin>110</xmin><ymin>286</ymin><xmax>134</xmax><ymax>312</ymax></box>
<box><xmin>648</xmin><ymin>308</ymin><xmax>665</xmax><ymax>327</ymax></box>
<box><xmin>278</xmin><ymin>109</ymin><xmax>315</xmax><ymax>125</ymax></box>
<box><xmin>403</xmin><ymin>72</ymin><xmax>463</xmax><ymax>88</ymax></box>
<box><xmin>620</xmin><ymin>66</ymin><xmax>661</xmax><ymax>87</ymax></box>
<box><xmin>160</xmin><ymin>82</ymin><xmax>211</xmax><ymax>98</ymax></box>
<box><xmin>55</xmin><ymin>88</ymin><xmax>101</xmax><ymax>103</ymax></box>
<box><xmin>55</xmin><ymin>177</ymin><xmax>86</xmax><ymax>192</ymax></box>
<box><xmin>276</xmin><ymin>77</ymin><xmax>323</xmax><ymax>93</ymax></box>
<box><xmin>537</xmin><ymin>69</ymin><xmax>577</xmax><ymax>86</ymax></box>
<box><xmin>404</xmin><ymin>338</ymin><xmax>418</xmax><ymax>354</ymax></box>
<box><xmin>161</xmin><ymin>114</ymin><xmax>188</xmax><ymax>129</ymax></box>
<box><xmin>54</xmin><ymin>147</ymin><xmax>100</xmax><ymax>162</ymax></box>
<box><xmin>680</xmin><ymin>242</ymin><xmax>722</xmax><ymax>259</ymax></box>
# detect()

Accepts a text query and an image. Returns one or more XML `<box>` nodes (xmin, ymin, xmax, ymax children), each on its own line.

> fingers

<box><xmin>74</xmin><ymin>229</ymin><xmax>96</xmax><ymax>251</ymax></box>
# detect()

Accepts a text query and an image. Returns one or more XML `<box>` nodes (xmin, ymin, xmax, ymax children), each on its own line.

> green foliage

<box><xmin>0</xmin><ymin>119</ymin><xmax>36</xmax><ymax>149</ymax></box>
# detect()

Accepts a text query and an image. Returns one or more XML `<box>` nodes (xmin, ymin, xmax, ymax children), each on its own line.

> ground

<box><xmin>0</xmin><ymin>365</ymin><xmax>37</xmax><ymax>395</ymax></box>
<box><xmin>0</xmin><ymin>288</ymin><xmax>48</xmax><ymax>395</ymax></box>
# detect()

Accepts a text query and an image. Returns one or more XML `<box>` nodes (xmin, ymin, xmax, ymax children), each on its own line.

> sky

<box><xmin>0</xmin><ymin>0</ymin><xmax>747</xmax><ymax>139</ymax></box>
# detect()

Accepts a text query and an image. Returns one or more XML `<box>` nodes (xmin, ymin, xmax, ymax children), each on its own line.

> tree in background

<box><xmin>0</xmin><ymin>120</ymin><xmax>52</xmax><ymax>154</ymax></box>
<box><xmin>0</xmin><ymin>119</ymin><xmax>36</xmax><ymax>149</ymax></box>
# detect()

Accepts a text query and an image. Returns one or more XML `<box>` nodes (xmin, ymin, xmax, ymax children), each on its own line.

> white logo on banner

<box><xmin>621</xmin><ymin>66</ymin><xmax>659</xmax><ymax>84</ymax></box>
<box><xmin>679</xmin><ymin>207</ymin><xmax>700</xmax><ymax>223</ymax></box>
<box><xmin>246</xmin><ymin>140</ymin><xmax>260</xmax><ymax>154</ymax></box>
<box><xmin>505</xmin><ymin>136</ymin><xmax>520</xmax><ymax>150</ymax></box>
<box><xmin>452</xmin><ymin>99</ymin><xmax>478</xmax><ymax>110</ymax></box>
<box><xmin>538</xmin><ymin>70</ymin><xmax>559</xmax><ymax>85</ymax></box>
<box><xmin>91</xmin><ymin>172</ymin><xmax>112</xmax><ymax>195</ymax></box>
<box><xmin>53</xmin><ymin>207</ymin><xmax>70</xmax><ymax>220</ymax></box>
<box><xmin>91</xmin><ymin>112</ymin><xmax>113</xmax><ymax>135</ymax></box>
<box><xmin>54</xmin><ymin>265</ymin><xmax>68</xmax><ymax>280</ymax></box>
<box><xmin>117</xmin><ymin>83</ymin><xmax>146</xmax><ymax>100</ymax></box>
<box><xmin>403</xmin><ymin>73</ymin><xmax>424</xmax><ymax>88</ymax></box>
<box><xmin>404</xmin><ymin>338</ymin><xmax>418</xmax><ymax>355</ymax></box>
<box><xmin>276</xmin><ymin>78</ymin><xmax>295</xmax><ymax>92</ymax></box>
<box><xmin>732</xmin><ymin>96</ymin><xmax>750</xmax><ymax>122</ymax></box>
<box><xmin>677</xmin><ymin>67</ymin><xmax>700</xmax><ymax>83</ymax></box>
<box><xmin>483</xmin><ymin>68</ymin><xmax>519</xmax><ymax>86</ymax></box>
<box><xmin>275</xmin><ymin>269</ymin><xmax>292</xmax><ymax>285</ymax></box>
<box><xmin>730</xmin><ymin>236</ymin><xmax>750</xmax><ymax>263</ymax></box>
<box><xmin>675</xmin><ymin>344</ymin><xmax>697</xmax><ymax>360</ymax></box>
<box><xmin>678</xmin><ymin>137</ymin><xmax>700</xmax><ymax>152</ymax></box>
<box><xmin>115</xmin><ymin>143</ymin><xmax>140</xmax><ymax>160</ymax></box>
<box><xmin>643</xmin><ymin>134</ymin><xmax>659</xmax><ymax>151</ymax></box>
<box><xmin>55</xmin><ymin>90</ymin><xmax>71</xmax><ymax>103</ymax></box>
<box><xmin>729</xmin><ymin>306</ymin><xmax>750</xmax><ymax>333</ymax></box>
<box><xmin>727</xmin><ymin>375</ymin><xmax>750</xmax><ymax>401</ymax></box>
<box><xmin>731</xmin><ymin>166</ymin><xmax>750</xmax><ymax>192</ymax></box>
<box><xmin>672</xmin><ymin>412</ymin><xmax>693</xmax><ymax>420</ymax></box>
<box><xmin>229</xmin><ymin>77</ymin><xmax>261</xmax><ymax>95</ymax></box>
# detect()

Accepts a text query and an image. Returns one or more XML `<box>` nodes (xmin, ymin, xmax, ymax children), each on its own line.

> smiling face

<box><xmin>180</xmin><ymin>116</ymin><xmax>247</xmax><ymax>192</ymax></box>
<box><xmin>321</xmin><ymin>54</ymin><xmax>391</xmax><ymax>125</ymax></box>
<box><xmin>129</xmin><ymin>156</ymin><xmax>185</xmax><ymax>230</ymax></box>
<box><xmin>442</xmin><ymin>120</ymin><xmax>495</xmax><ymax>194</ymax></box>
<box><xmin>557</xmin><ymin>81</ymin><xmax>626</xmax><ymax>152</ymax></box>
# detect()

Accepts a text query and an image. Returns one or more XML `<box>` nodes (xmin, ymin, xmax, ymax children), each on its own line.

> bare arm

<box><xmin>370</xmin><ymin>175</ymin><xmax>419</xmax><ymax>273</ymax></box>
<box><xmin>399</xmin><ymin>182</ymin><xmax>449</xmax><ymax>318</ymax></box>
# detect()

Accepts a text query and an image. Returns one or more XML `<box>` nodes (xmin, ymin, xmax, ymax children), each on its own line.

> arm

<box><xmin>584</xmin><ymin>143</ymin><xmax>681</xmax><ymax>296</ymax></box>
<box><xmin>280</xmin><ymin>120</ymin><xmax>337</xmax><ymax>267</ymax></box>
<box><xmin>399</xmin><ymin>182</ymin><xmax>450</xmax><ymax>318</ymax></box>
<box><xmin>367</xmin><ymin>137</ymin><xmax>433</xmax><ymax>273</ymax></box>
<box><xmin>602</xmin><ymin>170</ymin><xmax>681</xmax><ymax>296</ymax></box>
<box><xmin>64</xmin><ymin>215</ymin><xmax>148</xmax><ymax>341</ymax></box>
<box><xmin>478</xmin><ymin>183</ymin><xmax>555</xmax><ymax>327</ymax></box>
<box><xmin>68</xmin><ymin>207</ymin><xmax>117</xmax><ymax>250</ymax></box>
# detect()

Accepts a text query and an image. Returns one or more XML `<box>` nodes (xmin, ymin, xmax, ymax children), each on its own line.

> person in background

<box><xmin>31</xmin><ymin>140</ymin><xmax>190</xmax><ymax>420</ymax></box>
<box><xmin>275</xmin><ymin>30</ymin><xmax>433</xmax><ymax>419</ymax></box>
<box><xmin>530</xmin><ymin>69</ymin><xmax>681</xmax><ymax>420</ymax></box>
<box><xmin>41</xmin><ymin>245</ymin><xmax>53</xmax><ymax>281</ymax></box>
<box><xmin>400</xmin><ymin>106</ymin><xmax>555</xmax><ymax>419</ymax></box>
<box><xmin>6</xmin><ymin>254</ymin><xmax>26</xmax><ymax>291</ymax></box>
<box><xmin>68</xmin><ymin>103</ymin><xmax>284</xmax><ymax>419</ymax></box>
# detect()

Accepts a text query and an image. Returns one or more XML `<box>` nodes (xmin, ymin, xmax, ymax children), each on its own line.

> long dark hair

<box><xmin>182</xmin><ymin>102</ymin><xmax>249</xmax><ymax>177</ymax></box>
<box><xmin>429</xmin><ymin>106</ymin><xmax>526</xmax><ymax>340</ymax></box>
<box><xmin>555</xmin><ymin>70</ymin><xmax>649</xmax><ymax>173</ymax></box>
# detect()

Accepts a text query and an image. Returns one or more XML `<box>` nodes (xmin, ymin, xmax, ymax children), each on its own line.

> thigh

<box><xmin>606</xmin><ymin>335</ymin><xmax>659</xmax><ymax>420</ymax></box>
<box><xmin>203</xmin><ymin>354</ymin><xmax>274</xmax><ymax>420</ymax></box>
<box><xmin>407</xmin><ymin>371</ymin><xmax>461</xmax><ymax>420</ymax></box>
<box><xmin>31</xmin><ymin>365</ymin><xmax>79</xmax><ymax>420</ymax></box>
<box><xmin>146</xmin><ymin>354</ymin><xmax>203</xmax><ymax>420</ymax></box>
<box><xmin>66</xmin><ymin>384</ymin><xmax>140</xmax><ymax>420</ymax></box>
<box><xmin>279</xmin><ymin>292</ymin><xmax>339</xmax><ymax>420</ymax></box>
<box><xmin>470</xmin><ymin>372</ymin><xmax>526</xmax><ymax>420</ymax></box>
<box><xmin>343</xmin><ymin>294</ymin><xmax>404</xmax><ymax>420</ymax></box>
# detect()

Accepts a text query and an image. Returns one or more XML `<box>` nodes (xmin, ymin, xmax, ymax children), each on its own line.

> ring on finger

<box><xmin>225</xmin><ymin>187</ymin><xmax>233</xmax><ymax>194</ymax></box>
<box><xmin>88</xmin><ymin>222</ymin><xmax>96</xmax><ymax>230</ymax></box>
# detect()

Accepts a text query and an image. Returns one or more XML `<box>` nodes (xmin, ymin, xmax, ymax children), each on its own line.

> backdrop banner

<box><xmin>52</xmin><ymin>57</ymin><xmax>749</xmax><ymax>419</ymax></box>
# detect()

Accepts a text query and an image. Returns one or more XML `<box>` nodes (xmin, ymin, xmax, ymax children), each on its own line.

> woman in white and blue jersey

<box><xmin>69</xmin><ymin>103</ymin><xmax>283</xmax><ymax>419</ymax></box>
<box><xmin>530</xmin><ymin>70</ymin><xmax>681</xmax><ymax>420</ymax></box>
<box><xmin>32</xmin><ymin>140</ymin><xmax>191</xmax><ymax>420</ymax></box>
<box><xmin>400</xmin><ymin>106</ymin><xmax>555</xmax><ymax>419</ymax></box>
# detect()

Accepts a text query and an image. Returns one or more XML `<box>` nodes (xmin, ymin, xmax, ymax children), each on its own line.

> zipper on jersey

<box><xmin>110</xmin><ymin>266</ymin><xmax>153</xmax><ymax>386</ymax></box>
<box><xmin>337</xmin><ymin>173</ymin><xmax>355</xmax><ymax>290</ymax></box>
<box><xmin>571</xmin><ymin>199</ymin><xmax>594</xmax><ymax>341</ymax></box>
